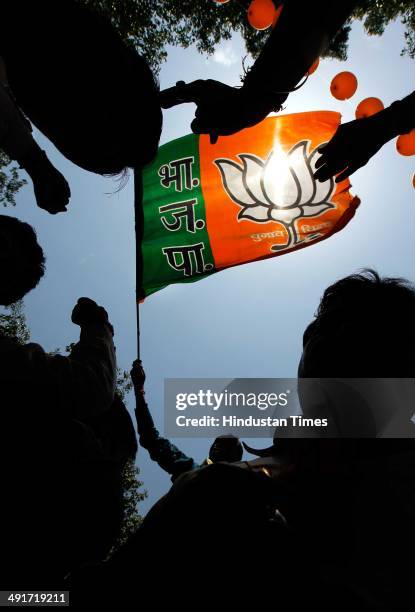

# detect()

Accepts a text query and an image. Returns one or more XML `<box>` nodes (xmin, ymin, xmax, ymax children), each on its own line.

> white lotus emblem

<box><xmin>215</xmin><ymin>140</ymin><xmax>335</xmax><ymax>250</ymax></box>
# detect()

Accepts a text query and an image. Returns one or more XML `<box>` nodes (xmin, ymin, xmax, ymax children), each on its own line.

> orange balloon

<box><xmin>412</xmin><ymin>174</ymin><xmax>415</xmax><ymax>189</ymax></box>
<box><xmin>271</xmin><ymin>4</ymin><xmax>284</xmax><ymax>28</ymax></box>
<box><xmin>355</xmin><ymin>97</ymin><xmax>384</xmax><ymax>119</ymax></box>
<box><xmin>248</xmin><ymin>0</ymin><xmax>276</xmax><ymax>30</ymax></box>
<box><xmin>330</xmin><ymin>71</ymin><xmax>358</xmax><ymax>100</ymax></box>
<box><xmin>397</xmin><ymin>130</ymin><xmax>415</xmax><ymax>156</ymax></box>
<box><xmin>307</xmin><ymin>57</ymin><xmax>319</xmax><ymax>75</ymax></box>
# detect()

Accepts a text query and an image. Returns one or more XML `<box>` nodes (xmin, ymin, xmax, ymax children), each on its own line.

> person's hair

<box><xmin>300</xmin><ymin>269</ymin><xmax>415</xmax><ymax>377</ymax></box>
<box><xmin>209</xmin><ymin>435</ymin><xmax>243</xmax><ymax>463</ymax></box>
<box><xmin>0</xmin><ymin>215</ymin><xmax>45</xmax><ymax>305</ymax></box>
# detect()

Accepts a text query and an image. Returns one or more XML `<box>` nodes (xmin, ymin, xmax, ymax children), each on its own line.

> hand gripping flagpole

<box><xmin>134</xmin><ymin>168</ymin><xmax>144</xmax><ymax>359</ymax></box>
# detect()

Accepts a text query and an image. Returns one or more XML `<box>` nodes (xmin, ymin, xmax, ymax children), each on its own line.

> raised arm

<box><xmin>314</xmin><ymin>91</ymin><xmax>415</xmax><ymax>183</ymax></box>
<box><xmin>46</xmin><ymin>298</ymin><xmax>117</xmax><ymax>420</ymax></box>
<box><xmin>0</xmin><ymin>56</ymin><xmax>70</xmax><ymax>213</ymax></box>
<box><xmin>131</xmin><ymin>360</ymin><xmax>197</xmax><ymax>480</ymax></box>
<box><xmin>160</xmin><ymin>1</ymin><xmax>358</xmax><ymax>142</ymax></box>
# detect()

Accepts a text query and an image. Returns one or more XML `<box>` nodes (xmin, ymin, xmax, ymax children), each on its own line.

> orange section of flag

<box><xmin>199</xmin><ymin>112</ymin><xmax>359</xmax><ymax>270</ymax></box>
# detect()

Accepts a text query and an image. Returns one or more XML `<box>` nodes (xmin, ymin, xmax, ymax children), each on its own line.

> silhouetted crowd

<box><xmin>1</xmin><ymin>0</ymin><xmax>415</xmax><ymax>608</ymax></box>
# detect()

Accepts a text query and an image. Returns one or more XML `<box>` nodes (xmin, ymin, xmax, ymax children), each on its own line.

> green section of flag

<box><xmin>141</xmin><ymin>133</ymin><xmax>215</xmax><ymax>296</ymax></box>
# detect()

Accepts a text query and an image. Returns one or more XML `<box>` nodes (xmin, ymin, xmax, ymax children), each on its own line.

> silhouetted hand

<box><xmin>130</xmin><ymin>359</ymin><xmax>145</xmax><ymax>392</ymax></box>
<box><xmin>22</xmin><ymin>150</ymin><xmax>70</xmax><ymax>214</ymax></box>
<box><xmin>71</xmin><ymin>297</ymin><xmax>113</xmax><ymax>334</ymax></box>
<box><xmin>160</xmin><ymin>80</ymin><xmax>284</xmax><ymax>144</ymax></box>
<box><xmin>314</xmin><ymin>113</ymin><xmax>394</xmax><ymax>183</ymax></box>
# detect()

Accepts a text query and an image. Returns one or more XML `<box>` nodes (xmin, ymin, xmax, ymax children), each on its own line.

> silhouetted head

<box><xmin>299</xmin><ymin>269</ymin><xmax>415</xmax><ymax>377</ymax></box>
<box><xmin>92</xmin><ymin>51</ymin><xmax>162</xmax><ymax>176</ymax></box>
<box><xmin>0</xmin><ymin>215</ymin><xmax>45</xmax><ymax>305</ymax></box>
<box><xmin>209</xmin><ymin>435</ymin><xmax>243</xmax><ymax>463</ymax></box>
<box><xmin>128</xmin><ymin>53</ymin><xmax>163</xmax><ymax>169</ymax></box>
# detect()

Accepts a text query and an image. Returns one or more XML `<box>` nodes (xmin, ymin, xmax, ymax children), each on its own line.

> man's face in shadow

<box><xmin>298</xmin><ymin>322</ymin><xmax>415</xmax><ymax>437</ymax></box>
<box><xmin>209</xmin><ymin>437</ymin><xmax>242</xmax><ymax>463</ymax></box>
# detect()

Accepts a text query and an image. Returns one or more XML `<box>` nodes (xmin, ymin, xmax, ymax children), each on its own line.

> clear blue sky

<box><xmin>3</xmin><ymin>18</ymin><xmax>414</xmax><ymax>513</ymax></box>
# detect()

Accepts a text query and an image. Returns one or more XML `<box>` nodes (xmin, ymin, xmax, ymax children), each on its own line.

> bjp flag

<box><xmin>140</xmin><ymin>111</ymin><xmax>360</xmax><ymax>297</ymax></box>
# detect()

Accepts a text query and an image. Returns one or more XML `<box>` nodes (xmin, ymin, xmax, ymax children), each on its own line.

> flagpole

<box><xmin>134</xmin><ymin>168</ymin><xmax>144</xmax><ymax>359</ymax></box>
<box><xmin>135</xmin><ymin>299</ymin><xmax>140</xmax><ymax>360</ymax></box>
